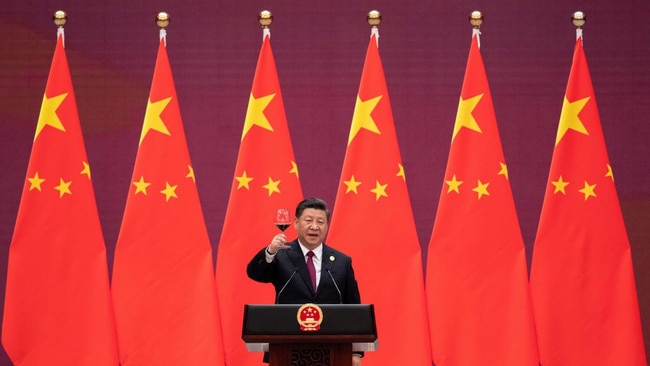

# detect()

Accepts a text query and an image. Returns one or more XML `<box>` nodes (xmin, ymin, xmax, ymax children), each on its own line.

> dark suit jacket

<box><xmin>247</xmin><ymin>240</ymin><xmax>361</xmax><ymax>305</ymax></box>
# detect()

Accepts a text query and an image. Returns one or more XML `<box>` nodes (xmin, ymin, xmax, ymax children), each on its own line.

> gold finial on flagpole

<box><xmin>156</xmin><ymin>12</ymin><xmax>170</xmax><ymax>30</ymax></box>
<box><xmin>469</xmin><ymin>10</ymin><xmax>483</xmax><ymax>29</ymax></box>
<box><xmin>53</xmin><ymin>10</ymin><xmax>67</xmax><ymax>28</ymax></box>
<box><xmin>259</xmin><ymin>10</ymin><xmax>273</xmax><ymax>28</ymax></box>
<box><xmin>367</xmin><ymin>10</ymin><xmax>381</xmax><ymax>28</ymax></box>
<box><xmin>572</xmin><ymin>11</ymin><xmax>586</xmax><ymax>29</ymax></box>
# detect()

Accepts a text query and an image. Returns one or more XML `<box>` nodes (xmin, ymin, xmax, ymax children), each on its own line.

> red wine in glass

<box><xmin>274</xmin><ymin>208</ymin><xmax>291</xmax><ymax>232</ymax></box>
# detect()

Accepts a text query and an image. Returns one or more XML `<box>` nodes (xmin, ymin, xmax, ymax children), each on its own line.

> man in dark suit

<box><xmin>247</xmin><ymin>197</ymin><xmax>363</xmax><ymax>365</ymax></box>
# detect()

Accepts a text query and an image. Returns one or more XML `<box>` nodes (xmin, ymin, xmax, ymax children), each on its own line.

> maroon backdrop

<box><xmin>1</xmin><ymin>0</ymin><xmax>648</xmax><ymax>364</ymax></box>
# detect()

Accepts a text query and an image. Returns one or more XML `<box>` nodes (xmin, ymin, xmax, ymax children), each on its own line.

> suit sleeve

<box><xmin>247</xmin><ymin>247</ymin><xmax>276</xmax><ymax>283</ymax></box>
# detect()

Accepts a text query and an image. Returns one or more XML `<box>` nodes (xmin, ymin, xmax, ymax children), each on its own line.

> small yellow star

<box><xmin>235</xmin><ymin>171</ymin><xmax>253</xmax><ymax>190</ymax></box>
<box><xmin>242</xmin><ymin>93</ymin><xmax>276</xmax><ymax>140</ymax></box>
<box><xmin>498</xmin><ymin>162</ymin><xmax>508</xmax><ymax>180</ymax></box>
<box><xmin>35</xmin><ymin>92</ymin><xmax>68</xmax><ymax>141</ymax></box>
<box><xmin>343</xmin><ymin>175</ymin><xmax>362</xmax><ymax>194</ymax></box>
<box><xmin>578</xmin><ymin>181</ymin><xmax>597</xmax><ymax>201</ymax></box>
<box><xmin>263</xmin><ymin>177</ymin><xmax>281</xmax><ymax>197</ymax></box>
<box><xmin>605</xmin><ymin>164</ymin><xmax>614</xmax><ymax>182</ymax></box>
<box><xmin>370</xmin><ymin>180</ymin><xmax>388</xmax><ymax>201</ymax></box>
<box><xmin>551</xmin><ymin>176</ymin><xmax>569</xmax><ymax>195</ymax></box>
<box><xmin>186</xmin><ymin>165</ymin><xmax>196</xmax><ymax>183</ymax></box>
<box><xmin>80</xmin><ymin>161</ymin><xmax>91</xmax><ymax>180</ymax></box>
<box><xmin>27</xmin><ymin>172</ymin><xmax>46</xmax><ymax>191</ymax></box>
<box><xmin>133</xmin><ymin>176</ymin><xmax>151</xmax><ymax>195</ymax></box>
<box><xmin>54</xmin><ymin>178</ymin><xmax>72</xmax><ymax>198</ymax></box>
<box><xmin>160</xmin><ymin>182</ymin><xmax>178</xmax><ymax>202</ymax></box>
<box><xmin>556</xmin><ymin>96</ymin><xmax>590</xmax><ymax>145</ymax></box>
<box><xmin>290</xmin><ymin>161</ymin><xmax>299</xmax><ymax>179</ymax></box>
<box><xmin>453</xmin><ymin>94</ymin><xmax>483</xmax><ymax>141</ymax></box>
<box><xmin>472</xmin><ymin>179</ymin><xmax>490</xmax><ymax>200</ymax></box>
<box><xmin>396</xmin><ymin>164</ymin><xmax>406</xmax><ymax>182</ymax></box>
<box><xmin>140</xmin><ymin>97</ymin><xmax>172</xmax><ymax>145</ymax></box>
<box><xmin>445</xmin><ymin>174</ymin><xmax>463</xmax><ymax>194</ymax></box>
<box><xmin>349</xmin><ymin>94</ymin><xmax>382</xmax><ymax>144</ymax></box>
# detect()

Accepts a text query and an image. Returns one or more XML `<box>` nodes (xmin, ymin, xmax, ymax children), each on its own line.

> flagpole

<box><xmin>572</xmin><ymin>10</ymin><xmax>586</xmax><ymax>41</ymax></box>
<box><xmin>156</xmin><ymin>12</ymin><xmax>169</xmax><ymax>45</ymax></box>
<box><xmin>469</xmin><ymin>10</ymin><xmax>483</xmax><ymax>48</ymax></box>
<box><xmin>259</xmin><ymin>10</ymin><xmax>272</xmax><ymax>39</ymax></box>
<box><xmin>53</xmin><ymin>10</ymin><xmax>66</xmax><ymax>47</ymax></box>
<box><xmin>367</xmin><ymin>10</ymin><xmax>381</xmax><ymax>46</ymax></box>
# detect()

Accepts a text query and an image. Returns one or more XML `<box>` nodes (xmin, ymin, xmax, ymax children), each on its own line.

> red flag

<box><xmin>2</xmin><ymin>34</ymin><xmax>119</xmax><ymax>365</ymax></box>
<box><xmin>425</xmin><ymin>34</ymin><xmax>539</xmax><ymax>365</ymax></box>
<box><xmin>327</xmin><ymin>32</ymin><xmax>432</xmax><ymax>365</ymax></box>
<box><xmin>111</xmin><ymin>36</ymin><xmax>225</xmax><ymax>365</ymax></box>
<box><xmin>530</xmin><ymin>35</ymin><xmax>646</xmax><ymax>365</ymax></box>
<box><xmin>215</xmin><ymin>33</ymin><xmax>304</xmax><ymax>365</ymax></box>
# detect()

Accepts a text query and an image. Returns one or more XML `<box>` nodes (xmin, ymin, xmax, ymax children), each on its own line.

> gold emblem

<box><xmin>329</xmin><ymin>256</ymin><xmax>335</xmax><ymax>262</ymax></box>
<box><xmin>297</xmin><ymin>303</ymin><xmax>323</xmax><ymax>332</ymax></box>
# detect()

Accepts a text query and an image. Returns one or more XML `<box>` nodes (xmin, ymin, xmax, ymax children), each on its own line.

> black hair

<box><xmin>295</xmin><ymin>198</ymin><xmax>330</xmax><ymax>221</ymax></box>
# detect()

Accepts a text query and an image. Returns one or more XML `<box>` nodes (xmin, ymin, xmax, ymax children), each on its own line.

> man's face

<box><xmin>294</xmin><ymin>208</ymin><xmax>328</xmax><ymax>250</ymax></box>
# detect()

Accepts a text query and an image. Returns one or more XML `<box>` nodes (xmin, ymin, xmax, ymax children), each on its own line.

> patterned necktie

<box><xmin>306</xmin><ymin>251</ymin><xmax>317</xmax><ymax>291</ymax></box>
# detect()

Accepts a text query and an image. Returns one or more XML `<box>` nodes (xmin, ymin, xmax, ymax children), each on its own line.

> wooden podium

<box><xmin>242</xmin><ymin>304</ymin><xmax>377</xmax><ymax>366</ymax></box>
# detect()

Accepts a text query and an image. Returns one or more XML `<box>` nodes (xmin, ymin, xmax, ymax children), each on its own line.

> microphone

<box><xmin>326</xmin><ymin>268</ymin><xmax>343</xmax><ymax>304</ymax></box>
<box><xmin>276</xmin><ymin>267</ymin><xmax>298</xmax><ymax>304</ymax></box>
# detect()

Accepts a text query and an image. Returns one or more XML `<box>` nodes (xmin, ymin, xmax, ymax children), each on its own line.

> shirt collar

<box><xmin>297</xmin><ymin>241</ymin><xmax>323</xmax><ymax>259</ymax></box>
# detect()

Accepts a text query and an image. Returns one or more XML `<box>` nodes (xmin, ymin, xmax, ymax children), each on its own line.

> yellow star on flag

<box><xmin>556</xmin><ymin>96</ymin><xmax>590</xmax><ymax>145</ymax></box>
<box><xmin>551</xmin><ymin>176</ymin><xmax>569</xmax><ymax>194</ymax></box>
<box><xmin>263</xmin><ymin>177</ymin><xmax>281</xmax><ymax>197</ymax></box>
<box><xmin>452</xmin><ymin>93</ymin><xmax>483</xmax><ymax>141</ymax></box>
<box><xmin>28</xmin><ymin>172</ymin><xmax>46</xmax><ymax>191</ymax></box>
<box><xmin>290</xmin><ymin>161</ymin><xmax>299</xmax><ymax>179</ymax></box>
<box><xmin>348</xmin><ymin>95</ymin><xmax>382</xmax><ymax>144</ymax></box>
<box><xmin>235</xmin><ymin>171</ymin><xmax>253</xmax><ymax>190</ymax></box>
<box><xmin>160</xmin><ymin>182</ymin><xmax>178</xmax><ymax>202</ymax></box>
<box><xmin>472</xmin><ymin>179</ymin><xmax>490</xmax><ymax>200</ymax></box>
<box><xmin>370</xmin><ymin>180</ymin><xmax>388</xmax><ymax>201</ymax></box>
<box><xmin>133</xmin><ymin>176</ymin><xmax>151</xmax><ymax>195</ymax></box>
<box><xmin>242</xmin><ymin>93</ymin><xmax>276</xmax><ymax>140</ymax></box>
<box><xmin>54</xmin><ymin>178</ymin><xmax>72</xmax><ymax>198</ymax></box>
<box><xmin>578</xmin><ymin>180</ymin><xmax>597</xmax><ymax>201</ymax></box>
<box><xmin>140</xmin><ymin>97</ymin><xmax>172</xmax><ymax>145</ymax></box>
<box><xmin>396</xmin><ymin>164</ymin><xmax>406</xmax><ymax>182</ymax></box>
<box><xmin>344</xmin><ymin>175</ymin><xmax>362</xmax><ymax>194</ymax></box>
<box><xmin>445</xmin><ymin>174</ymin><xmax>463</xmax><ymax>194</ymax></box>
<box><xmin>80</xmin><ymin>161</ymin><xmax>91</xmax><ymax>180</ymax></box>
<box><xmin>498</xmin><ymin>162</ymin><xmax>508</xmax><ymax>180</ymax></box>
<box><xmin>605</xmin><ymin>164</ymin><xmax>614</xmax><ymax>182</ymax></box>
<box><xmin>186</xmin><ymin>165</ymin><xmax>195</xmax><ymax>183</ymax></box>
<box><xmin>35</xmin><ymin>92</ymin><xmax>68</xmax><ymax>141</ymax></box>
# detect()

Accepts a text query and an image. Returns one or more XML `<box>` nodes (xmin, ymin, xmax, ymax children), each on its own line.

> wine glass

<box><xmin>274</xmin><ymin>208</ymin><xmax>291</xmax><ymax>232</ymax></box>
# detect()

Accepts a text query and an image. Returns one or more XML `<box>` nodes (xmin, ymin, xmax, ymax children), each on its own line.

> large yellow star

<box><xmin>235</xmin><ymin>171</ymin><xmax>253</xmax><ymax>190</ymax></box>
<box><xmin>370</xmin><ymin>180</ymin><xmax>388</xmax><ymax>201</ymax></box>
<box><xmin>498</xmin><ymin>162</ymin><xmax>508</xmax><ymax>180</ymax></box>
<box><xmin>28</xmin><ymin>172</ymin><xmax>46</xmax><ymax>191</ymax></box>
<box><xmin>54</xmin><ymin>178</ymin><xmax>72</xmax><ymax>198</ymax></box>
<box><xmin>290</xmin><ymin>161</ymin><xmax>299</xmax><ymax>179</ymax></box>
<box><xmin>242</xmin><ymin>93</ymin><xmax>276</xmax><ymax>140</ymax></box>
<box><xmin>551</xmin><ymin>175</ymin><xmax>569</xmax><ymax>195</ymax></box>
<box><xmin>445</xmin><ymin>174</ymin><xmax>463</xmax><ymax>194</ymax></box>
<box><xmin>396</xmin><ymin>164</ymin><xmax>406</xmax><ymax>182</ymax></box>
<box><xmin>133</xmin><ymin>176</ymin><xmax>151</xmax><ymax>195</ymax></box>
<box><xmin>472</xmin><ymin>179</ymin><xmax>490</xmax><ymax>200</ymax></box>
<box><xmin>263</xmin><ymin>177</ymin><xmax>281</xmax><ymax>197</ymax></box>
<box><xmin>578</xmin><ymin>181</ymin><xmax>597</xmax><ymax>201</ymax></box>
<box><xmin>556</xmin><ymin>96</ymin><xmax>590</xmax><ymax>145</ymax></box>
<box><xmin>35</xmin><ymin>92</ymin><xmax>68</xmax><ymax>141</ymax></box>
<box><xmin>348</xmin><ymin>95</ymin><xmax>382</xmax><ymax>144</ymax></box>
<box><xmin>452</xmin><ymin>94</ymin><xmax>483</xmax><ymax>141</ymax></box>
<box><xmin>344</xmin><ymin>175</ymin><xmax>362</xmax><ymax>194</ymax></box>
<box><xmin>160</xmin><ymin>182</ymin><xmax>178</xmax><ymax>202</ymax></box>
<box><xmin>186</xmin><ymin>165</ymin><xmax>196</xmax><ymax>183</ymax></box>
<box><xmin>80</xmin><ymin>161</ymin><xmax>91</xmax><ymax>180</ymax></box>
<box><xmin>140</xmin><ymin>97</ymin><xmax>172</xmax><ymax>145</ymax></box>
